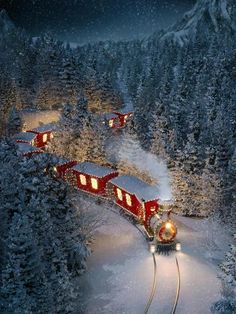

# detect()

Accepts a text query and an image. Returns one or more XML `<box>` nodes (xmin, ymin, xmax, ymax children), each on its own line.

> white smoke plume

<box><xmin>108</xmin><ymin>135</ymin><xmax>172</xmax><ymax>201</ymax></box>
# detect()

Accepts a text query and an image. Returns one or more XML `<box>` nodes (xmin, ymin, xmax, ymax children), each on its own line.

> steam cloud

<box><xmin>108</xmin><ymin>135</ymin><xmax>172</xmax><ymax>200</ymax></box>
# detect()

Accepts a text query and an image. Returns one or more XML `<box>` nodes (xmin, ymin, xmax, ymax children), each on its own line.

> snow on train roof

<box><xmin>17</xmin><ymin>143</ymin><xmax>42</xmax><ymax>153</ymax></box>
<box><xmin>113</xmin><ymin>110</ymin><xmax>133</xmax><ymax>116</ymax></box>
<box><xmin>104</xmin><ymin>113</ymin><xmax>119</xmax><ymax>120</ymax></box>
<box><xmin>73</xmin><ymin>162</ymin><xmax>117</xmax><ymax>177</ymax></box>
<box><xmin>110</xmin><ymin>175</ymin><xmax>159</xmax><ymax>201</ymax></box>
<box><xmin>57</xmin><ymin>158</ymin><xmax>76</xmax><ymax>165</ymax></box>
<box><xmin>30</xmin><ymin>123</ymin><xmax>56</xmax><ymax>133</ymax></box>
<box><xmin>15</xmin><ymin>132</ymin><xmax>36</xmax><ymax>141</ymax></box>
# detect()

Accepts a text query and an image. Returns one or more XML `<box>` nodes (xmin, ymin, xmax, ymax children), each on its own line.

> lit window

<box><xmin>150</xmin><ymin>206</ymin><xmax>156</xmax><ymax>212</ymax></box>
<box><xmin>80</xmin><ymin>174</ymin><xmax>87</xmax><ymax>186</ymax></box>
<box><xmin>109</xmin><ymin>120</ymin><xmax>114</xmax><ymax>127</ymax></box>
<box><xmin>43</xmin><ymin>134</ymin><xmax>48</xmax><ymax>143</ymax></box>
<box><xmin>50</xmin><ymin>133</ymin><xmax>54</xmax><ymax>139</ymax></box>
<box><xmin>117</xmin><ymin>188</ymin><xmax>123</xmax><ymax>201</ymax></box>
<box><xmin>53</xmin><ymin>166</ymin><xmax>57</xmax><ymax>172</ymax></box>
<box><xmin>126</xmin><ymin>193</ymin><xmax>132</xmax><ymax>206</ymax></box>
<box><xmin>91</xmin><ymin>178</ymin><xmax>98</xmax><ymax>189</ymax></box>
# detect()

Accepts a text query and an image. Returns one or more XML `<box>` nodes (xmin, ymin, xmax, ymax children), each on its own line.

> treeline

<box><xmin>0</xmin><ymin>141</ymin><xmax>102</xmax><ymax>313</ymax></box>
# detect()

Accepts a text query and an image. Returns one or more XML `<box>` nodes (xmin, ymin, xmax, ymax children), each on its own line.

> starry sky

<box><xmin>0</xmin><ymin>0</ymin><xmax>196</xmax><ymax>45</ymax></box>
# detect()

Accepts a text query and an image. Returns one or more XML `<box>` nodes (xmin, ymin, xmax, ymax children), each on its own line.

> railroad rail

<box><xmin>171</xmin><ymin>256</ymin><xmax>181</xmax><ymax>314</ymax></box>
<box><xmin>78</xmin><ymin>191</ymin><xmax>181</xmax><ymax>314</ymax></box>
<box><xmin>144</xmin><ymin>252</ymin><xmax>158</xmax><ymax>314</ymax></box>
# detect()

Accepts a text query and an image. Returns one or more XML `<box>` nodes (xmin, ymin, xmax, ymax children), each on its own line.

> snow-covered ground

<box><xmin>77</xmin><ymin>199</ymin><xmax>231</xmax><ymax>314</ymax></box>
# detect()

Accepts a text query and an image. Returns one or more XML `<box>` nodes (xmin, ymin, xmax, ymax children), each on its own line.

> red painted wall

<box><xmin>27</xmin><ymin>131</ymin><xmax>53</xmax><ymax>148</ymax></box>
<box><xmin>23</xmin><ymin>151</ymin><xmax>43</xmax><ymax>158</ymax></box>
<box><xmin>143</xmin><ymin>200</ymin><xmax>159</xmax><ymax>227</ymax></box>
<box><xmin>73</xmin><ymin>170</ymin><xmax>119</xmax><ymax>196</ymax></box>
<box><xmin>56</xmin><ymin>161</ymin><xmax>77</xmax><ymax>179</ymax></box>
<box><xmin>112</xmin><ymin>185</ymin><xmax>142</xmax><ymax>218</ymax></box>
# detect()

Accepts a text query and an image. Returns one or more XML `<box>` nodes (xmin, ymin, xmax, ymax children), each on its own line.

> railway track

<box><xmin>79</xmin><ymin>192</ymin><xmax>181</xmax><ymax>314</ymax></box>
<box><xmin>171</xmin><ymin>256</ymin><xmax>181</xmax><ymax>314</ymax></box>
<box><xmin>143</xmin><ymin>254</ymin><xmax>181</xmax><ymax>314</ymax></box>
<box><xmin>144</xmin><ymin>252</ymin><xmax>158</xmax><ymax>314</ymax></box>
<box><xmin>105</xmin><ymin>202</ymin><xmax>181</xmax><ymax>314</ymax></box>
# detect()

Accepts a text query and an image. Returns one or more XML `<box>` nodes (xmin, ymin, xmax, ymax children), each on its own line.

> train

<box><xmin>15</xmin><ymin>119</ymin><xmax>178</xmax><ymax>251</ymax></box>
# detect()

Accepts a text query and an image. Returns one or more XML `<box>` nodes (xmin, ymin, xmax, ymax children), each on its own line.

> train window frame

<box><xmin>116</xmin><ymin>188</ymin><xmax>123</xmax><ymax>201</ymax></box>
<box><xmin>80</xmin><ymin>174</ymin><xmax>87</xmax><ymax>186</ymax></box>
<box><xmin>42</xmin><ymin>133</ymin><xmax>48</xmax><ymax>143</ymax></box>
<box><xmin>126</xmin><ymin>193</ymin><xmax>132</xmax><ymax>206</ymax></box>
<box><xmin>91</xmin><ymin>177</ymin><xmax>98</xmax><ymax>190</ymax></box>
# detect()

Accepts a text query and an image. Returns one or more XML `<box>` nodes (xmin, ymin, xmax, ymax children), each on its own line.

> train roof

<box><xmin>29</xmin><ymin>123</ymin><xmax>56</xmax><ymax>133</ymax></box>
<box><xmin>16</xmin><ymin>143</ymin><xmax>42</xmax><ymax>153</ymax></box>
<box><xmin>15</xmin><ymin>132</ymin><xmax>36</xmax><ymax>141</ymax></box>
<box><xmin>110</xmin><ymin>175</ymin><xmax>159</xmax><ymax>201</ymax></box>
<box><xmin>57</xmin><ymin>158</ymin><xmax>77</xmax><ymax>166</ymax></box>
<box><xmin>112</xmin><ymin>110</ymin><xmax>133</xmax><ymax>116</ymax></box>
<box><xmin>72</xmin><ymin>162</ymin><xmax>117</xmax><ymax>177</ymax></box>
<box><xmin>104</xmin><ymin>113</ymin><xmax>119</xmax><ymax>120</ymax></box>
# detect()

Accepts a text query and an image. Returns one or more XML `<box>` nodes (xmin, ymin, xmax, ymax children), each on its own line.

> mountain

<box><xmin>160</xmin><ymin>0</ymin><xmax>236</xmax><ymax>46</ymax></box>
<box><xmin>0</xmin><ymin>9</ymin><xmax>15</xmax><ymax>34</ymax></box>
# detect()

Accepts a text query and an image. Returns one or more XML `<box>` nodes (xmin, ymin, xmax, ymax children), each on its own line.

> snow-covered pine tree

<box><xmin>212</xmin><ymin>234</ymin><xmax>236</xmax><ymax>314</ymax></box>
<box><xmin>0</xmin><ymin>140</ymin><xmax>21</xmax><ymax>271</ymax></box>
<box><xmin>0</xmin><ymin>213</ymin><xmax>52</xmax><ymax>314</ymax></box>
<box><xmin>6</xmin><ymin>106</ymin><xmax>22</xmax><ymax>137</ymax></box>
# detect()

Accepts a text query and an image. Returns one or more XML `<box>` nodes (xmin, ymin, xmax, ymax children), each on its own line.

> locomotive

<box><xmin>15</xmin><ymin>124</ymin><xmax>178</xmax><ymax>251</ymax></box>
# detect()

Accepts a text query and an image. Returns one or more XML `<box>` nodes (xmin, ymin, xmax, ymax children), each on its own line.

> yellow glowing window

<box><xmin>50</xmin><ymin>133</ymin><xmax>54</xmax><ymax>139</ymax></box>
<box><xmin>80</xmin><ymin>174</ymin><xmax>87</xmax><ymax>186</ymax></box>
<box><xmin>126</xmin><ymin>193</ymin><xmax>132</xmax><ymax>206</ymax></box>
<box><xmin>117</xmin><ymin>188</ymin><xmax>123</xmax><ymax>201</ymax></box>
<box><xmin>109</xmin><ymin>119</ymin><xmax>114</xmax><ymax>127</ymax></box>
<box><xmin>150</xmin><ymin>206</ymin><xmax>156</xmax><ymax>212</ymax></box>
<box><xmin>43</xmin><ymin>134</ymin><xmax>48</xmax><ymax>142</ymax></box>
<box><xmin>91</xmin><ymin>178</ymin><xmax>98</xmax><ymax>189</ymax></box>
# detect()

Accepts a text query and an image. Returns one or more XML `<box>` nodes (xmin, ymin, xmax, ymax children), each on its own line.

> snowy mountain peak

<box><xmin>161</xmin><ymin>0</ymin><xmax>236</xmax><ymax>46</ymax></box>
<box><xmin>0</xmin><ymin>9</ymin><xmax>15</xmax><ymax>33</ymax></box>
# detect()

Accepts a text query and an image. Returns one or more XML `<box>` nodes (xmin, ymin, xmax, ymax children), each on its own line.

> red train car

<box><xmin>16</xmin><ymin>143</ymin><xmax>43</xmax><ymax>157</ymax></box>
<box><xmin>104</xmin><ymin>113</ymin><xmax>122</xmax><ymax>129</ymax></box>
<box><xmin>27</xmin><ymin>124</ymin><xmax>54</xmax><ymax>148</ymax></box>
<box><xmin>70</xmin><ymin>162</ymin><xmax>119</xmax><ymax>197</ymax></box>
<box><xmin>15</xmin><ymin>132</ymin><xmax>37</xmax><ymax>146</ymax></box>
<box><xmin>112</xmin><ymin>111</ymin><xmax>133</xmax><ymax>127</ymax></box>
<box><xmin>54</xmin><ymin>159</ymin><xmax>77</xmax><ymax>180</ymax></box>
<box><xmin>109</xmin><ymin>175</ymin><xmax>159</xmax><ymax>229</ymax></box>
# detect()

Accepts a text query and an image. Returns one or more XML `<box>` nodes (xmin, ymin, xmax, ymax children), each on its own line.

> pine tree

<box><xmin>7</xmin><ymin>106</ymin><xmax>22</xmax><ymax>136</ymax></box>
<box><xmin>0</xmin><ymin>213</ymin><xmax>52</xmax><ymax>314</ymax></box>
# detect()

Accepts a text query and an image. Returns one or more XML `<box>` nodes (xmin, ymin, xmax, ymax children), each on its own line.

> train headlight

<box><xmin>149</xmin><ymin>242</ymin><xmax>156</xmax><ymax>254</ymax></box>
<box><xmin>176</xmin><ymin>242</ymin><xmax>181</xmax><ymax>251</ymax></box>
<box><xmin>165</xmin><ymin>222</ymin><xmax>172</xmax><ymax>229</ymax></box>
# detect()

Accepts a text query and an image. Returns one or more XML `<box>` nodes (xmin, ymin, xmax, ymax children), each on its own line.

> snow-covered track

<box><xmin>144</xmin><ymin>252</ymin><xmax>158</xmax><ymax>314</ymax></box>
<box><xmin>171</xmin><ymin>256</ymin><xmax>181</xmax><ymax>314</ymax></box>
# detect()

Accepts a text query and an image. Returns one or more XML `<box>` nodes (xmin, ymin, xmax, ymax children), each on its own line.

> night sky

<box><xmin>0</xmin><ymin>0</ymin><xmax>196</xmax><ymax>45</ymax></box>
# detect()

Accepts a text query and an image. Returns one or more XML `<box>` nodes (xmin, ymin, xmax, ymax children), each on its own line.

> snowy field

<box><xmin>77</xmin><ymin>199</ymin><xmax>231</xmax><ymax>314</ymax></box>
